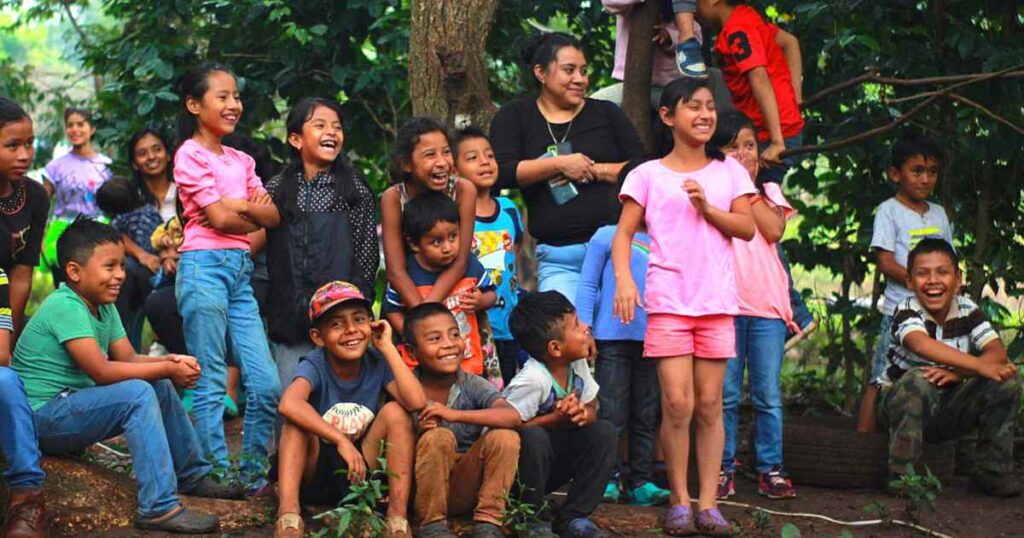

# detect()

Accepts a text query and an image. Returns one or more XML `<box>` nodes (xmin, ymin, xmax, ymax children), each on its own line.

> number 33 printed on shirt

<box><xmin>727</xmin><ymin>31</ymin><xmax>753</xmax><ymax>62</ymax></box>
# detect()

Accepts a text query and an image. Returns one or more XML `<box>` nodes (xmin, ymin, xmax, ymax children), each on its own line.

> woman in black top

<box><xmin>490</xmin><ymin>32</ymin><xmax>644</xmax><ymax>304</ymax></box>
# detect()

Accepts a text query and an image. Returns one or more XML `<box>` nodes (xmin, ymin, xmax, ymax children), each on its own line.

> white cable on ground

<box><xmin>718</xmin><ymin>499</ymin><xmax>954</xmax><ymax>538</ymax></box>
<box><xmin>95</xmin><ymin>442</ymin><xmax>131</xmax><ymax>458</ymax></box>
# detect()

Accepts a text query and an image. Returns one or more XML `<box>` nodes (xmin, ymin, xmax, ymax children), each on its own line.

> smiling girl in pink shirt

<box><xmin>613</xmin><ymin>77</ymin><xmax>754</xmax><ymax>537</ymax></box>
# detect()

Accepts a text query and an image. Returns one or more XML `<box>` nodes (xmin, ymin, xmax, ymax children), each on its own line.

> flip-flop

<box><xmin>662</xmin><ymin>504</ymin><xmax>696</xmax><ymax>536</ymax></box>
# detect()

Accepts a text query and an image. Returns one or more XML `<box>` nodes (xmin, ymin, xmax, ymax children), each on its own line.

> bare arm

<box><xmin>0</xmin><ymin>330</ymin><xmax>10</xmax><ymax>365</ymax></box>
<box><xmin>524</xmin><ymin>409</ymin><xmax>570</xmax><ymax>429</ymax></box>
<box><xmin>748</xmin><ymin>67</ymin><xmax>786</xmax><ymax>164</ymax></box>
<box><xmin>902</xmin><ymin>334</ymin><xmax>1015</xmax><ymax>381</ymax></box>
<box><xmin>122</xmin><ymin>234</ymin><xmax>160</xmax><ymax>273</ymax></box>
<box><xmin>421</xmin><ymin>180</ymin><xmax>474</xmax><ymax>302</ymax></box>
<box><xmin>751</xmin><ymin>197</ymin><xmax>786</xmax><ymax>243</ymax></box>
<box><xmin>612</xmin><ymin>200</ymin><xmax>644</xmax><ymax>324</ymax></box>
<box><xmin>423</xmin><ymin>398</ymin><xmax>523</xmax><ymax>429</ymax></box>
<box><xmin>65</xmin><ymin>337</ymin><xmax>192</xmax><ymax>385</ymax></box>
<box><xmin>376</xmin><ymin>320</ymin><xmax>426</xmax><ymax>411</ymax></box>
<box><xmin>8</xmin><ymin>264</ymin><xmax>32</xmax><ymax>340</ymax></box>
<box><xmin>699</xmin><ymin>190</ymin><xmax>755</xmax><ymax>241</ymax></box>
<box><xmin>775</xmin><ymin>29</ymin><xmax>803</xmax><ymax>105</ymax></box>
<box><xmin>279</xmin><ymin>377</ymin><xmax>355</xmax><ymax>447</ymax></box>
<box><xmin>876</xmin><ymin>250</ymin><xmax>908</xmax><ymax>284</ymax></box>
<box><xmin>201</xmin><ymin>201</ymin><xmax>260</xmax><ymax>235</ymax></box>
<box><xmin>239</xmin><ymin>197</ymin><xmax>281</xmax><ymax>228</ymax></box>
<box><xmin>248</xmin><ymin>228</ymin><xmax>267</xmax><ymax>255</ymax></box>
<box><xmin>381</xmin><ymin>188</ymin><xmax>423</xmax><ymax>308</ymax></box>
<box><xmin>594</xmin><ymin>162</ymin><xmax>628</xmax><ymax>185</ymax></box>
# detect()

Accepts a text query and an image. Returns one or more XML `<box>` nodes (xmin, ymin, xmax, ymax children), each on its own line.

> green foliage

<box><xmin>780</xmin><ymin>522</ymin><xmax>802</xmax><ymax>538</ymax></box>
<box><xmin>310</xmin><ymin>440</ymin><xmax>391</xmax><ymax>538</ymax></box>
<box><xmin>751</xmin><ymin>508</ymin><xmax>774</xmax><ymax>532</ymax></box>
<box><xmin>863</xmin><ymin>500</ymin><xmax>890</xmax><ymax>523</ymax></box>
<box><xmin>500</xmin><ymin>480</ymin><xmax>549</xmax><ymax>535</ymax></box>
<box><xmin>889</xmin><ymin>464</ymin><xmax>942</xmax><ymax>524</ymax></box>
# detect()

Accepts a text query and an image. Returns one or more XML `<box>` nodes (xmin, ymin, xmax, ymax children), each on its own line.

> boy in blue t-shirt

<box><xmin>576</xmin><ymin>224</ymin><xmax>669</xmax><ymax>507</ymax></box>
<box><xmin>383</xmin><ymin>192</ymin><xmax>497</xmax><ymax>377</ymax></box>
<box><xmin>453</xmin><ymin>127</ymin><xmax>525</xmax><ymax>387</ymax></box>
<box><xmin>274</xmin><ymin>281</ymin><xmax>426</xmax><ymax>538</ymax></box>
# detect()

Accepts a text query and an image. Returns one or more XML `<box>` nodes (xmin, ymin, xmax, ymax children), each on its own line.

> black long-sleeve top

<box><xmin>490</xmin><ymin>97</ymin><xmax>645</xmax><ymax>246</ymax></box>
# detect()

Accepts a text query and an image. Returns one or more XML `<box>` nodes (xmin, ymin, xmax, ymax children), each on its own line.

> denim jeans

<box><xmin>723</xmin><ymin>316</ymin><xmax>787</xmax><ymax>472</ymax></box>
<box><xmin>536</xmin><ymin>243</ymin><xmax>588</xmax><ymax>307</ymax></box>
<box><xmin>594</xmin><ymin>340</ymin><xmax>660</xmax><ymax>489</ymax></box>
<box><xmin>0</xmin><ymin>367</ymin><xmax>45</xmax><ymax>490</ymax></box>
<box><xmin>775</xmin><ymin>242</ymin><xmax>815</xmax><ymax>332</ymax></box>
<box><xmin>177</xmin><ymin>249</ymin><xmax>281</xmax><ymax>486</ymax></box>
<box><xmin>33</xmin><ymin>379</ymin><xmax>210</xmax><ymax>517</ymax></box>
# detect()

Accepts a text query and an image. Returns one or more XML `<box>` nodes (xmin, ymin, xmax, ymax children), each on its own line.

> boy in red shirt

<box><xmin>696</xmin><ymin>0</ymin><xmax>804</xmax><ymax>184</ymax></box>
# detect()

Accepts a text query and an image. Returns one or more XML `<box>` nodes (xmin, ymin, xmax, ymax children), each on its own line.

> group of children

<box><xmin>0</xmin><ymin>1</ymin><xmax>1020</xmax><ymax>537</ymax></box>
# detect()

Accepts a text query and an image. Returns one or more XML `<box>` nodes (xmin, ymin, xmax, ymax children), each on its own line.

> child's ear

<box><xmin>309</xmin><ymin>327</ymin><xmax>325</xmax><ymax>348</ymax></box>
<box><xmin>658</xmin><ymin>105</ymin><xmax>674</xmax><ymax>128</ymax></box>
<box><xmin>546</xmin><ymin>339</ymin><xmax>562</xmax><ymax>359</ymax></box>
<box><xmin>286</xmin><ymin>132</ymin><xmax>303</xmax><ymax>152</ymax></box>
<box><xmin>63</xmin><ymin>262</ymin><xmax>82</xmax><ymax>284</ymax></box>
<box><xmin>405</xmin><ymin>237</ymin><xmax>420</xmax><ymax>253</ymax></box>
<box><xmin>886</xmin><ymin>166</ymin><xmax>900</xmax><ymax>184</ymax></box>
<box><xmin>401</xmin><ymin>157</ymin><xmax>412</xmax><ymax>174</ymax></box>
<box><xmin>185</xmin><ymin>95</ymin><xmax>202</xmax><ymax>116</ymax></box>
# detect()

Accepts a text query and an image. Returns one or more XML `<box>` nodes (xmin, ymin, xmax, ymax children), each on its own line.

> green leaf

<box><xmin>336</xmin><ymin>510</ymin><xmax>352</xmax><ymax>534</ymax></box>
<box><xmin>152</xmin><ymin>59</ymin><xmax>174</xmax><ymax>80</ymax></box>
<box><xmin>309</xmin><ymin>24</ymin><xmax>328</xmax><ymax>36</ymax></box>
<box><xmin>137</xmin><ymin>93</ymin><xmax>156</xmax><ymax>115</ymax></box>
<box><xmin>781</xmin><ymin>523</ymin><xmax>802</xmax><ymax>538</ymax></box>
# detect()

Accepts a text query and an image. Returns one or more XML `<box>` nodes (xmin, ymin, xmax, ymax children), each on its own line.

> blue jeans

<box><xmin>723</xmin><ymin>316</ymin><xmax>787</xmax><ymax>472</ymax></box>
<box><xmin>595</xmin><ymin>340</ymin><xmax>660</xmax><ymax>489</ymax></box>
<box><xmin>536</xmin><ymin>243</ymin><xmax>588</xmax><ymax>307</ymax></box>
<box><xmin>33</xmin><ymin>379</ymin><xmax>210</xmax><ymax>517</ymax></box>
<box><xmin>871</xmin><ymin>314</ymin><xmax>894</xmax><ymax>381</ymax></box>
<box><xmin>177</xmin><ymin>249</ymin><xmax>280</xmax><ymax>486</ymax></box>
<box><xmin>776</xmin><ymin>242</ymin><xmax>815</xmax><ymax>332</ymax></box>
<box><xmin>0</xmin><ymin>367</ymin><xmax>45</xmax><ymax>491</ymax></box>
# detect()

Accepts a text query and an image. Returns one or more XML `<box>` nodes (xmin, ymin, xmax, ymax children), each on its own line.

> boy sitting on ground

<box><xmin>406</xmin><ymin>302</ymin><xmax>522</xmax><ymax>538</ymax></box>
<box><xmin>11</xmin><ymin>217</ymin><xmax>239</xmax><ymax>535</ymax></box>
<box><xmin>274</xmin><ymin>281</ymin><xmax>426</xmax><ymax>538</ymax></box>
<box><xmin>505</xmin><ymin>291</ymin><xmax>617</xmax><ymax>538</ymax></box>
<box><xmin>875</xmin><ymin>238</ymin><xmax>1021</xmax><ymax>497</ymax></box>
<box><xmin>382</xmin><ymin>192</ymin><xmax>497</xmax><ymax>376</ymax></box>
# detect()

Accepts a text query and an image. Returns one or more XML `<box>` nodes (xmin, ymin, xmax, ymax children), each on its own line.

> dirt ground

<box><xmin>9</xmin><ymin>417</ymin><xmax>1024</xmax><ymax>537</ymax></box>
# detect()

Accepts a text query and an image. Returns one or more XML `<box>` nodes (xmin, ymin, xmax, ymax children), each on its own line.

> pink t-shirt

<box><xmin>173</xmin><ymin>139</ymin><xmax>265</xmax><ymax>252</ymax></box>
<box><xmin>619</xmin><ymin>157</ymin><xmax>755</xmax><ymax>317</ymax></box>
<box><xmin>733</xmin><ymin>182</ymin><xmax>799</xmax><ymax>331</ymax></box>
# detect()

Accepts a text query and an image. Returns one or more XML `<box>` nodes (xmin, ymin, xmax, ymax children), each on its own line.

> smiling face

<box><xmin>404</xmin><ymin>130</ymin><xmax>453</xmax><ymax>192</ymax></box>
<box><xmin>660</xmin><ymin>87</ymin><xmax>717</xmax><ymax>146</ymax></box>
<box><xmin>310</xmin><ymin>303</ymin><xmax>373</xmax><ymax>363</ymax></box>
<box><xmin>64</xmin><ymin>113</ymin><xmax>95</xmax><ymax>149</ymax></box>
<box><xmin>455</xmin><ymin>136</ymin><xmax>497</xmax><ymax>191</ymax></box>
<box><xmin>132</xmin><ymin>133</ymin><xmax>169</xmax><ymax>180</ymax></box>
<box><xmin>410</xmin><ymin>220</ymin><xmax>460</xmax><ymax>271</ymax></box>
<box><xmin>289</xmin><ymin>105</ymin><xmax>344</xmax><ymax>172</ymax></box>
<box><xmin>409</xmin><ymin>312</ymin><xmax>466</xmax><ymax>375</ymax></box>
<box><xmin>889</xmin><ymin>154</ymin><xmax>938</xmax><ymax>205</ymax></box>
<box><xmin>535</xmin><ymin>46</ymin><xmax>589</xmax><ymax>109</ymax></box>
<box><xmin>908</xmin><ymin>250</ymin><xmax>961</xmax><ymax>322</ymax></box>
<box><xmin>66</xmin><ymin>242</ymin><xmax>126</xmax><ymax>310</ymax></box>
<box><xmin>0</xmin><ymin>118</ymin><xmax>35</xmax><ymax>182</ymax></box>
<box><xmin>548</xmin><ymin>311</ymin><xmax>594</xmax><ymax>365</ymax></box>
<box><xmin>722</xmin><ymin>126</ymin><xmax>759</xmax><ymax>180</ymax></box>
<box><xmin>186</xmin><ymin>71</ymin><xmax>242</xmax><ymax>138</ymax></box>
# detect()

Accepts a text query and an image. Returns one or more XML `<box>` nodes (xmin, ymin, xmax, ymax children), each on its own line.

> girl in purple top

<box><xmin>173</xmin><ymin>63</ymin><xmax>281</xmax><ymax>492</ymax></box>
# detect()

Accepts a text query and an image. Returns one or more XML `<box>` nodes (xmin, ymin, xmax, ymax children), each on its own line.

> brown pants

<box><xmin>413</xmin><ymin>427</ymin><xmax>520</xmax><ymax>526</ymax></box>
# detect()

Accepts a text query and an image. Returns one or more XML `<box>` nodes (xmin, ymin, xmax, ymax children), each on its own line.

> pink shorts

<box><xmin>644</xmin><ymin>314</ymin><xmax>736</xmax><ymax>359</ymax></box>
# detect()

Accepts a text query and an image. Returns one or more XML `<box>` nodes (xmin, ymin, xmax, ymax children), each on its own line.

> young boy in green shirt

<box><xmin>12</xmin><ymin>218</ymin><xmax>241</xmax><ymax>534</ymax></box>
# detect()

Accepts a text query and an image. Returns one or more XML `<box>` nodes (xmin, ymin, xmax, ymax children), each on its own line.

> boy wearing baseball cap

<box><xmin>274</xmin><ymin>281</ymin><xmax>426</xmax><ymax>538</ymax></box>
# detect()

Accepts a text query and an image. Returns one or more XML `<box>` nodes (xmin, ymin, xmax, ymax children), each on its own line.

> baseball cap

<box><xmin>308</xmin><ymin>281</ymin><xmax>371</xmax><ymax>323</ymax></box>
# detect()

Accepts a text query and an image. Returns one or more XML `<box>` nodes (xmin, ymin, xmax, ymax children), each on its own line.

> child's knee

<box><xmin>379</xmin><ymin>401</ymin><xmax>413</xmax><ymax>428</ymax></box>
<box><xmin>662</xmin><ymin>388</ymin><xmax>695</xmax><ymax>421</ymax></box>
<box><xmin>0</xmin><ymin>366</ymin><xmax>22</xmax><ymax>391</ymax></box>
<box><xmin>417</xmin><ymin>427</ymin><xmax>457</xmax><ymax>457</ymax></box>
<box><xmin>480</xmin><ymin>428</ymin><xmax>520</xmax><ymax>459</ymax></box>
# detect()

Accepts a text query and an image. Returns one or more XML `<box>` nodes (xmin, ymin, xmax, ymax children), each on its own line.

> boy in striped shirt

<box><xmin>876</xmin><ymin>238</ymin><xmax>1021</xmax><ymax>497</ymax></box>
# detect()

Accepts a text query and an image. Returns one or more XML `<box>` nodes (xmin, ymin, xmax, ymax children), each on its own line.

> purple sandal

<box><xmin>695</xmin><ymin>508</ymin><xmax>733</xmax><ymax>537</ymax></box>
<box><xmin>662</xmin><ymin>504</ymin><xmax>696</xmax><ymax>536</ymax></box>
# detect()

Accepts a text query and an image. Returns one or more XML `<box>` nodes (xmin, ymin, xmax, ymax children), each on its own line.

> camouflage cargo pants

<box><xmin>877</xmin><ymin>367</ymin><xmax>1022</xmax><ymax>475</ymax></box>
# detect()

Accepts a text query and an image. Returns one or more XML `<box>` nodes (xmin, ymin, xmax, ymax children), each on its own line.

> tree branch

<box><xmin>943</xmin><ymin>93</ymin><xmax>1024</xmax><ymax>136</ymax></box>
<box><xmin>60</xmin><ymin>0</ymin><xmax>91</xmax><ymax>48</ymax></box>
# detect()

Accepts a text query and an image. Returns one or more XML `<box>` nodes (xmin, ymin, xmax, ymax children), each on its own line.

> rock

<box><xmin>1</xmin><ymin>456</ymin><xmax>273</xmax><ymax>536</ymax></box>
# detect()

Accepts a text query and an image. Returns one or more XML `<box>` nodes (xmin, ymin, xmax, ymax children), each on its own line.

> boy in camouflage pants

<box><xmin>875</xmin><ymin>238</ymin><xmax>1021</xmax><ymax>497</ymax></box>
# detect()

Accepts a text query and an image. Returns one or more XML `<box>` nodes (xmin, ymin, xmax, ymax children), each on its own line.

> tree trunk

<box><xmin>621</xmin><ymin>0</ymin><xmax>659</xmax><ymax>152</ymax></box>
<box><xmin>409</xmin><ymin>0</ymin><xmax>498</xmax><ymax>130</ymax></box>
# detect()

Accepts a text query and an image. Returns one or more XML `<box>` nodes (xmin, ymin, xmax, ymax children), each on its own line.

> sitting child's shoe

<box><xmin>675</xmin><ymin>38</ymin><xmax>708</xmax><ymax>78</ymax></box>
<box><xmin>471</xmin><ymin>522</ymin><xmax>505</xmax><ymax>538</ymax></box>
<box><xmin>181</xmin><ymin>476</ymin><xmax>245</xmax><ymax>500</ymax></box>
<box><xmin>968</xmin><ymin>470</ymin><xmax>1022</xmax><ymax>497</ymax></box>
<box><xmin>135</xmin><ymin>505</ymin><xmax>220</xmax><ymax>534</ymax></box>
<box><xmin>695</xmin><ymin>508</ymin><xmax>733</xmax><ymax>537</ymax></box>
<box><xmin>602</xmin><ymin>480</ymin><xmax>621</xmax><ymax>503</ymax></box>
<box><xmin>758</xmin><ymin>466</ymin><xmax>797</xmax><ymax>499</ymax></box>
<box><xmin>273</xmin><ymin>513</ymin><xmax>304</xmax><ymax>538</ymax></box>
<box><xmin>630</xmin><ymin>481</ymin><xmax>670</xmax><ymax>506</ymax></box>
<box><xmin>386</xmin><ymin>516</ymin><xmax>411</xmax><ymax>537</ymax></box>
<box><xmin>717</xmin><ymin>467</ymin><xmax>736</xmax><ymax>499</ymax></box>
<box><xmin>416</xmin><ymin>521</ymin><xmax>456</xmax><ymax>538</ymax></box>
<box><xmin>3</xmin><ymin>490</ymin><xmax>48</xmax><ymax>538</ymax></box>
<box><xmin>561</xmin><ymin>517</ymin><xmax>613</xmax><ymax>538</ymax></box>
<box><xmin>662</xmin><ymin>504</ymin><xmax>696</xmax><ymax>536</ymax></box>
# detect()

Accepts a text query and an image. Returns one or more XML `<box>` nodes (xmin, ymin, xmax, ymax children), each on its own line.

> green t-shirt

<box><xmin>12</xmin><ymin>284</ymin><xmax>126</xmax><ymax>410</ymax></box>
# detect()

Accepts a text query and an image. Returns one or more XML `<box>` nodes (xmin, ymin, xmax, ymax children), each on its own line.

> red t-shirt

<box><xmin>714</xmin><ymin>5</ymin><xmax>804</xmax><ymax>142</ymax></box>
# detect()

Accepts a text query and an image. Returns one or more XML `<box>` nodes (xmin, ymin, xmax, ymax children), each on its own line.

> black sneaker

<box><xmin>136</xmin><ymin>505</ymin><xmax>219</xmax><ymax>534</ymax></box>
<box><xmin>181</xmin><ymin>476</ymin><xmax>245</xmax><ymax>500</ymax></box>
